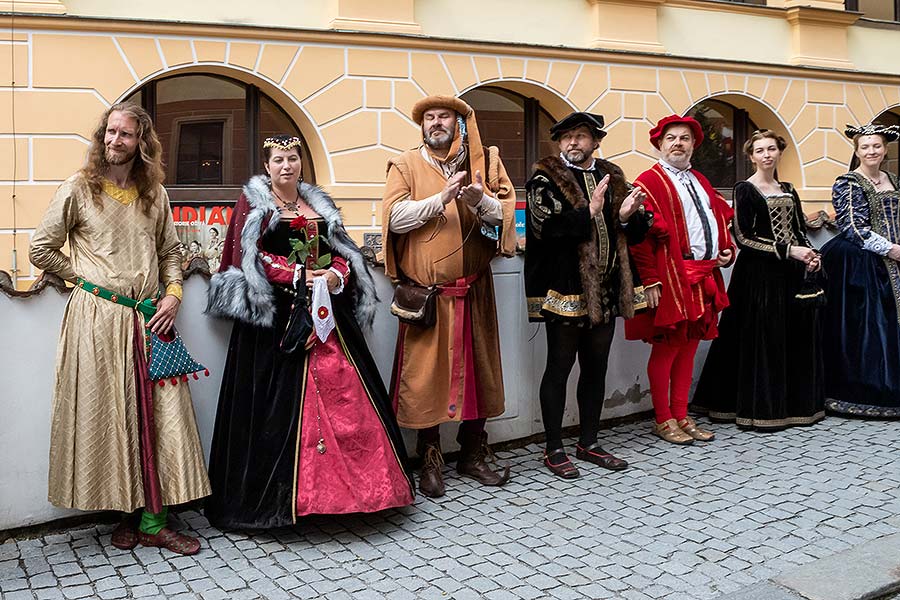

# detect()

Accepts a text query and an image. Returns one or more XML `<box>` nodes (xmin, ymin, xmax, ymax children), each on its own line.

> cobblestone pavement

<box><xmin>2</xmin><ymin>416</ymin><xmax>899</xmax><ymax>600</ymax></box>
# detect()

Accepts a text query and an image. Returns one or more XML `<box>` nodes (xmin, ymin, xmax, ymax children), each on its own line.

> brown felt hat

<box><xmin>411</xmin><ymin>95</ymin><xmax>473</xmax><ymax>125</ymax></box>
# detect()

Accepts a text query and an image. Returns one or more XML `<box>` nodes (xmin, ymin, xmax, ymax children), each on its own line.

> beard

<box><xmin>105</xmin><ymin>146</ymin><xmax>137</xmax><ymax>166</ymax></box>
<box><xmin>663</xmin><ymin>150</ymin><xmax>691</xmax><ymax>169</ymax></box>
<box><xmin>424</xmin><ymin>127</ymin><xmax>452</xmax><ymax>150</ymax></box>
<box><xmin>563</xmin><ymin>149</ymin><xmax>590</xmax><ymax>165</ymax></box>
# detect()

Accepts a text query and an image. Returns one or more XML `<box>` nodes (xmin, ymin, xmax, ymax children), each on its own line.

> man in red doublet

<box><xmin>625</xmin><ymin>115</ymin><xmax>735</xmax><ymax>445</ymax></box>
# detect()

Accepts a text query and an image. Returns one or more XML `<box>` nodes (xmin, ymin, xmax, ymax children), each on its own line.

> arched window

<box><xmin>460</xmin><ymin>86</ymin><xmax>558</xmax><ymax>249</ymax></box>
<box><xmin>125</xmin><ymin>74</ymin><xmax>311</xmax><ymax>271</ymax></box>
<box><xmin>126</xmin><ymin>74</ymin><xmax>313</xmax><ymax>202</ymax></box>
<box><xmin>687</xmin><ymin>99</ymin><xmax>758</xmax><ymax>197</ymax></box>
<box><xmin>460</xmin><ymin>87</ymin><xmax>557</xmax><ymax>190</ymax></box>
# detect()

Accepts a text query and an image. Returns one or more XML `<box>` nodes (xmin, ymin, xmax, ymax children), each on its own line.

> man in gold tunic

<box><xmin>382</xmin><ymin>95</ymin><xmax>516</xmax><ymax>497</ymax></box>
<box><xmin>30</xmin><ymin>104</ymin><xmax>210</xmax><ymax>554</ymax></box>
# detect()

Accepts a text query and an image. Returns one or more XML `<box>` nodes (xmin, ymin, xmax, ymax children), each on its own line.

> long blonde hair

<box><xmin>81</xmin><ymin>103</ymin><xmax>165</xmax><ymax>214</ymax></box>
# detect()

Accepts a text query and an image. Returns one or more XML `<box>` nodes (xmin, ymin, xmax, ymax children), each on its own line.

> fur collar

<box><xmin>207</xmin><ymin>175</ymin><xmax>379</xmax><ymax>328</ymax></box>
<box><xmin>532</xmin><ymin>155</ymin><xmax>635</xmax><ymax>322</ymax></box>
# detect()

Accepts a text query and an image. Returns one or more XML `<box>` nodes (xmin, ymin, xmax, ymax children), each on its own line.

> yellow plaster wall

<box><xmin>414</xmin><ymin>0</ymin><xmax>592</xmax><ymax>48</ymax></box>
<box><xmin>63</xmin><ymin>0</ymin><xmax>331</xmax><ymax>30</ymax></box>
<box><xmin>848</xmin><ymin>25</ymin><xmax>900</xmax><ymax>76</ymax></box>
<box><xmin>658</xmin><ymin>6</ymin><xmax>791</xmax><ymax>65</ymax></box>
<box><xmin>4</xmin><ymin>16</ymin><xmax>900</xmax><ymax>285</ymax></box>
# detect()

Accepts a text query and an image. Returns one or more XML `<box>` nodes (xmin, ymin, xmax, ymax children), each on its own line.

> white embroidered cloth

<box><xmin>311</xmin><ymin>276</ymin><xmax>335</xmax><ymax>342</ymax></box>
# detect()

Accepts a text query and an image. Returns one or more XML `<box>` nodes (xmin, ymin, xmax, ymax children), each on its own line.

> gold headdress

<box><xmin>263</xmin><ymin>135</ymin><xmax>303</xmax><ymax>150</ymax></box>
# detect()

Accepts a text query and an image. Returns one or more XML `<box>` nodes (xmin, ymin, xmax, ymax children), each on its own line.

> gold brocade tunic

<box><xmin>30</xmin><ymin>174</ymin><xmax>210</xmax><ymax>512</ymax></box>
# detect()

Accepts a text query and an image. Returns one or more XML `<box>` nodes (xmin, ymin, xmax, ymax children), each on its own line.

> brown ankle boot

<box><xmin>456</xmin><ymin>431</ymin><xmax>511</xmax><ymax>486</ymax></box>
<box><xmin>418</xmin><ymin>442</ymin><xmax>446</xmax><ymax>498</ymax></box>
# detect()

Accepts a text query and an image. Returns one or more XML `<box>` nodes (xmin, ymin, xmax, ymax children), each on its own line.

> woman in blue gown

<box><xmin>820</xmin><ymin>124</ymin><xmax>900</xmax><ymax>417</ymax></box>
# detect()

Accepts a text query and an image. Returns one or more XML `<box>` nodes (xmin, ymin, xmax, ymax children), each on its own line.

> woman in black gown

<box><xmin>693</xmin><ymin>129</ymin><xmax>825</xmax><ymax>429</ymax></box>
<box><xmin>205</xmin><ymin>135</ymin><xmax>414</xmax><ymax>529</ymax></box>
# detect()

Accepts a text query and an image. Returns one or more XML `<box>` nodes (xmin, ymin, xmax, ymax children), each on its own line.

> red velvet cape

<box><xmin>625</xmin><ymin>163</ymin><xmax>735</xmax><ymax>342</ymax></box>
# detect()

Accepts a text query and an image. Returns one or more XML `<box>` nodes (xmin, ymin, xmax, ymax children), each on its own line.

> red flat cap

<box><xmin>649</xmin><ymin>114</ymin><xmax>704</xmax><ymax>149</ymax></box>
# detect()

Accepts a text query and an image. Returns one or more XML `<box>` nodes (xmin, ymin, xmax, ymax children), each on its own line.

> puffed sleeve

<box><xmin>29</xmin><ymin>180</ymin><xmax>80</xmax><ymax>282</ymax></box>
<box><xmin>524</xmin><ymin>173</ymin><xmax>591</xmax><ymax>241</ymax></box>
<box><xmin>832</xmin><ymin>175</ymin><xmax>893</xmax><ymax>255</ymax></box>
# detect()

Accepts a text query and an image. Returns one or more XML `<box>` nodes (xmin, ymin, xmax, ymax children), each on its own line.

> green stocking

<box><xmin>138</xmin><ymin>506</ymin><xmax>169</xmax><ymax>535</ymax></box>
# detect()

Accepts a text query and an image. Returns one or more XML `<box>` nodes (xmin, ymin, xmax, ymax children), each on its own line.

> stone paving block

<box><xmin>35</xmin><ymin>588</ymin><xmax>65</xmax><ymax>600</ymax></box>
<box><xmin>60</xmin><ymin>585</ymin><xmax>94</xmax><ymax>599</ymax></box>
<box><xmin>5</xmin><ymin>421</ymin><xmax>900</xmax><ymax>600</ymax></box>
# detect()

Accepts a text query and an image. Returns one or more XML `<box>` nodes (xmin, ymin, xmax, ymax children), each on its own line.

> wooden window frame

<box><xmin>171</xmin><ymin>115</ymin><xmax>233</xmax><ymax>186</ymax></box>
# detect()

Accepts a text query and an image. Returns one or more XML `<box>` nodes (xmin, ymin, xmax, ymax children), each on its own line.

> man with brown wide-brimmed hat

<box><xmin>381</xmin><ymin>95</ymin><xmax>516</xmax><ymax>497</ymax></box>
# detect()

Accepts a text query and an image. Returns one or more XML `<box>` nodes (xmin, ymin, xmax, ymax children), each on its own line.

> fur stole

<box><xmin>532</xmin><ymin>155</ymin><xmax>635</xmax><ymax>323</ymax></box>
<box><xmin>206</xmin><ymin>175</ymin><xmax>379</xmax><ymax>329</ymax></box>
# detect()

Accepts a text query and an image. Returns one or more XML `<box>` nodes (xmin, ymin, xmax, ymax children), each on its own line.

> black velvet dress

<box><xmin>693</xmin><ymin>181</ymin><xmax>825</xmax><ymax>429</ymax></box>
<box><xmin>205</xmin><ymin>221</ymin><xmax>414</xmax><ymax>529</ymax></box>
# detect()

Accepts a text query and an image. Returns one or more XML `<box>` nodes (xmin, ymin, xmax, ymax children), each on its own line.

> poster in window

<box><xmin>515</xmin><ymin>199</ymin><xmax>526</xmax><ymax>251</ymax></box>
<box><xmin>170</xmin><ymin>202</ymin><xmax>234</xmax><ymax>273</ymax></box>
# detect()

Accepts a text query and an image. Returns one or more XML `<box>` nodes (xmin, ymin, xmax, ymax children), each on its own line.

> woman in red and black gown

<box><xmin>205</xmin><ymin>134</ymin><xmax>414</xmax><ymax>528</ymax></box>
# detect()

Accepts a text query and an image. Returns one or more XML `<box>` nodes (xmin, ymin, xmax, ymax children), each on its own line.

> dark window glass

<box><xmin>258</xmin><ymin>95</ymin><xmax>314</xmax><ymax>183</ymax></box>
<box><xmin>124</xmin><ymin>74</ymin><xmax>311</xmax><ymax>193</ymax></box>
<box><xmin>153</xmin><ymin>75</ymin><xmax>246</xmax><ymax>186</ymax></box>
<box><xmin>176</xmin><ymin>121</ymin><xmax>224</xmax><ymax>185</ymax></box>
<box><xmin>688</xmin><ymin>99</ymin><xmax>758</xmax><ymax>196</ymax></box>
<box><xmin>461</xmin><ymin>86</ymin><xmax>557</xmax><ymax>189</ymax></box>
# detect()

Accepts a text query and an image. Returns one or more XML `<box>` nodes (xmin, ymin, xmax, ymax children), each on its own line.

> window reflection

<box><xmin>461</xmin><ymin>86</ymin><xmax>557</xmax><ymax>189</ymax></box>
<box><xmin>688</xmin><ymin>99</ymin><xmax>757</xmax><ymax>194</ymax></box>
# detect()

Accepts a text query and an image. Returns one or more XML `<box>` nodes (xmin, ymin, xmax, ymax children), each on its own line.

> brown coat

<box><xmin>382</xmin><ymin>148</ymin><xmax>516</xmax><ymax>429</ymax></box>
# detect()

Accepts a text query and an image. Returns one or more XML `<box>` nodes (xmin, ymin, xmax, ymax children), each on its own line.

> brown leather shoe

<box><xmin>653</xmin><ymin>419</ymin><xmax>694</xmax><ymax>445</ymax></box>
<box><xmin>418</xmin><ymin>443</ymin><xmax>446</xmax><ymax>498</ymax></box>
<box><xmin>677</xmin><ymin>416</ymin><xmax>715</xmax><ymax>442</ymax></box>
<box><xmin>457</xmin><ymin>435</ymin><xmax>511</xmax><ymax>486</ymax></box>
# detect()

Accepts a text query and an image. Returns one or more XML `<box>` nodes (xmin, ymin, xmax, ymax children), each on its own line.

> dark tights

<box><xmin>417</xmin><ymin>418</ymin><xmax>486</xmax><ymax>450</ymax></box>
<box><xmin>540</xmin><ymin>320</ymin><xmax>616</xmax><ymax>456</ymax></box>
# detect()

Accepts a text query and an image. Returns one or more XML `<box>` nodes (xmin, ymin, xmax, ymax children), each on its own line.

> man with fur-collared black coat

<box><xmin>524</xmin><ymin>112</ymin><xmax>651</xmax><ymax>479</ymax></box>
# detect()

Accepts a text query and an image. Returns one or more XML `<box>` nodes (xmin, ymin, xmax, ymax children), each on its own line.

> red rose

<box><xmin>289</xmin><ymin>215</ymin><xmax>309</xmax><ymax>231</ymax></box>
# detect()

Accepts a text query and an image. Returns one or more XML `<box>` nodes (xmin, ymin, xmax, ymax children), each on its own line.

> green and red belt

<box><xmin>77</xmin><ymin>278</ymin><xmax>158</xmax><ymax>320</ymax></box>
